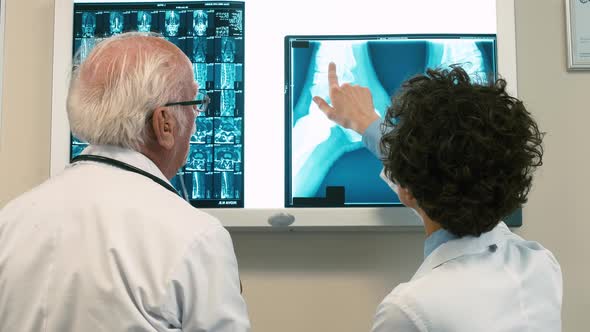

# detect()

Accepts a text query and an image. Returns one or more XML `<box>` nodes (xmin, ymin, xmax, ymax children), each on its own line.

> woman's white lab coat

<box><xmin>371</xmin><ymin>222</ymin><xmax>562</xmax><ymax>332</ymax></box>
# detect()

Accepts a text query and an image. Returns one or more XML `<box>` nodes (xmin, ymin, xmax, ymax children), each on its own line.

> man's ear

<box><xmin>151</xmin><ymin>107</ymin><xmax>176</xmax><ymax>150</ymax></box>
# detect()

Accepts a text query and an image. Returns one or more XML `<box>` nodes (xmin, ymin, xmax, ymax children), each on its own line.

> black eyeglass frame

<box><xmin>164</xmin><ymin>93</ymin><xmax>210</xmax><ymax>111</ymax></box>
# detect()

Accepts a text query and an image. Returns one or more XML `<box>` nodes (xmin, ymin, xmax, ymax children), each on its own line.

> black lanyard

<box><xmin>71</xmin><ymin>154</ymin><xmax>180</xmax><ymax>197</ymax></box>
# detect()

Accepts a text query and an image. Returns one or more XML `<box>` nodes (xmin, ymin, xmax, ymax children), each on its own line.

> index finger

<box><xmin>328</xmin><ymin>62</ymin><xmax>339</xmax><ymax>89</ymax></box>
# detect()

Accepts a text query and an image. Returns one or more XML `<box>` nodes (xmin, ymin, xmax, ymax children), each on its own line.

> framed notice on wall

<box><xmin>0</xmin><ymin>0</ymin><xmax>5</xmax><ymax>138</ymax></box>
<box><xmin>566</xmin><ymin>0</ymin><xmax>590</xmax><ymax>70</ymax></box>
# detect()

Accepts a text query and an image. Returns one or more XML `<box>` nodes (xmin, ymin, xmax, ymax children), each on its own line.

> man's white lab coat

<box><xmin>371</xmin><ymin>222</ymin><xmax>562</xmax><ymax>332</ymax></box>
<box><xmin>0</xmin><ymin>145</ymin><xmax>250</xmax><ymax>332</ymax></box>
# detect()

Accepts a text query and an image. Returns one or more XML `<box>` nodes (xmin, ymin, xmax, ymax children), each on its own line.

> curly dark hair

<box><xmin>380</xmin><ymin>66</ymin><xmax>544</xmax><ymax>237</ymax></box>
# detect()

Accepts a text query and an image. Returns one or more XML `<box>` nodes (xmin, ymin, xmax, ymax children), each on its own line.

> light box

<box><xmin>51</xmin><ymin>0</ymin><xmax>518</xmax><ymax>230</ymax></box>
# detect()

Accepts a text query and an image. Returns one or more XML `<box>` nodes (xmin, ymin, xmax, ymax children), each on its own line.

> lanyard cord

<box><xmin>72</xmin><ymin>155</ymin><xmax>241</xmax><ymax>293</ymax></box>
<box><xmin>71</xmin><ymin>154</ymin><xmax>180</xmax><ymax>197</ymax></box>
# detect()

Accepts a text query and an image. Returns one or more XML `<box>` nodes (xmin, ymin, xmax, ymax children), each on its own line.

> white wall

<box><xmin>0</xmin><ymin>0</ymin><xmax>53</xmax><ymax>198</ymax></box>
<box><xmin>0</xmin><ymin>0</ymin><xmax>588</xmax><ymax>331</ymax></box>
<box><xmin>512</xmin><ymin>0</ymin><xmax>590</xmax><ymax>328</ymax></box>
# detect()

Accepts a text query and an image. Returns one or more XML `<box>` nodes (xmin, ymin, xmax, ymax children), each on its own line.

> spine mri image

<box><xmin>71</xmin><ymin>1</ymin><xmax>245</xmax><ymax>208</ymax></box>
<box><xmin>286</xmin><ymin>35</ymin><xmax>497</xmax><ymax>207</ymax></box>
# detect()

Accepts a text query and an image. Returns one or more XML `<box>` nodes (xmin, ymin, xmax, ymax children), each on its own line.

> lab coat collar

<box><xmin>73</xmin><ymin>144</ymin><xmax>172</xmax><ymax>186</ymax></box>
<box><xmin>412</xmin><ymin>222</ymin><xmax>512</xmax><ymax>280</ymax></box>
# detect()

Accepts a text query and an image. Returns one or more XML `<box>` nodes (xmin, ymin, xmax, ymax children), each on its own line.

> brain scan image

<box><xmin>137</xmin><ymin>11</ymin><xmax>152</xmax><ymax>32</ymax></box>
<box><xmin>109</xmin><ymin>12</ymin><xmax>124</xmax><ymax>35</ymax></box>
<box><xmin>81</xmin><ymin>12</ymin><xmax>96</xmax><ymax>37</ymax></box>
<box><xmin>289</xmin><ymin>37</ymin><xmax>496</xmax><ymax>206</ymax></box>
<box><xmin>214</xmin><ymin>146</ymin><xmax>241</xmax><ymax>172</ymax></box>
<box><xmin>186</xmin><ymin>145</ymin><xmax>212</xmax><ymax>171</ymax></box>
<box><xmin>193</xmin><ymin>37</ymin><xmax>208</xmax><ymax>63</ymax></box>
<box><xmin>220</xmin><ymin>37</ymin><xmax>235</xmax><ymax>62</ymax></box>
<box><xmin>165</xmin><ymin>10</ymin><xmax>180</xmax><ymax>37</ymax></box>
<box><xmin>193</xmin><ymin>10</ymin><xmax>208</xmax><ymax>36</ymax></box>
<box><xmin>214</xmin><ymin>118</ymin><xmax>241</xmax><ymax>144</ymax></box>
<box><xmin>192</xmin><ymin>117</ymin><xmax>213</xmax><ymax>144</ymax></box>
<box><xmin>220</xmin><ymin>90</ymin><xmax>235</xmax><ymax>116</ymax></box>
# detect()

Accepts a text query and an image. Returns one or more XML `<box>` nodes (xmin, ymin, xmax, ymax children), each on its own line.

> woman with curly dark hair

<box><xmin>314</xmin><ymin>63</ymin><xmax>562</xmax><ymax>331</ymax></box>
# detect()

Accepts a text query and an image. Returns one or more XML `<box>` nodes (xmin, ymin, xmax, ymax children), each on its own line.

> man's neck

<box><xmin>140</xmin><ymin>145</ymin><xmax>175</xmax><ymax>180</ymax></box>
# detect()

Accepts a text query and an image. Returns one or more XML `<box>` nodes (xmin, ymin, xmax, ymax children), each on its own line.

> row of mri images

<box><xmin>70</xmin><ymin>1</ymin><xmax>245</xmax><ymax>208</ymax></box>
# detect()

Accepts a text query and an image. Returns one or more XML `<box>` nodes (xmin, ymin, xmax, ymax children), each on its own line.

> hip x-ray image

<box><xmin>214</xmin><ymin>117</ymin><xmax>242</xmax><ymax>144</ymax></box>
<box><xmin>137</xmin><ymin>11</ymin><xmax>152</xmax><ymax>32</ymax></box>
<box><xmin>192</xmin><ymin>117</ymin><xmax>213</xmax><ymax>144</ymax></box>
<box><xmin>286</xmin><ymin>35</ymin><xmax>496</xmax><ymax>207</ymax></box>
<box><xmin>186</xmin><ymin>144</ymin><xmax>213</xmax><ymax>172</ymax></box>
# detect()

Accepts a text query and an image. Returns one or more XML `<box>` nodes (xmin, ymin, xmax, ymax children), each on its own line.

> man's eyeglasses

<box><xmin>164</xmin><ymin>92</ymin><xmax>210</xmax><ymax>115</ymax></box>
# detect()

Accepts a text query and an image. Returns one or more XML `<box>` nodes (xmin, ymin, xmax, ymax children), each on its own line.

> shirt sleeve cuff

<box><xmin>362</xmin><ymin>118</ymin><xmax>385</xmax><ymax>159</ymax></box>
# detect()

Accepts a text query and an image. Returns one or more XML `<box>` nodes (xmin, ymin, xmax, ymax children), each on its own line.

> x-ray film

<box><xmin>186</xmin><ymin>144</ymin><xmax>213</xmax><ymax>172</ymax></box>
<box><xmin>214</xmin><ymin>117</ymin><xmax>242</xmax><ymax>144</ymax></box>
<box><xmin>285</xmin><ymin>35</ymin><xmax>497</xmax><ymax>207</ymax></box>
<box><xmin>192</xmin><ymin>37</ymin><xmax>213</xmax><ymax>63</ymax></box>
<box><xmin>164</xmin><ymin>10</ymin><xmax>181</xmax><ymax>36</ymax></box>
<box><xmin>193</xmin><ymin>63</ymin><xmax>214</xmax><ymax>91</ymax></box>
<box><xmin>137</xmin><ymin>11</ymin><xmax>152</xmax><ymax>33</ymax></box>
<box><xmin>214</xmin><ymin>63</ymin><xmax>243</xmax><ymax>90</ymax></box>
<box><xmin>214</xmin><ymin>145</ymin><xmax>241</xmax><ymax>172</ymax></box>
<box><xmin>209</xmin><ymin>90</ymin><xmax>243</xmax><ymax>117</ymax></box>
<box><xmin>191</xmin><ymin>172</ymin><xmax>213</xmax><ymax>199</ymax></box>
<box><xmin>72</xmin><ymin>1</ymin><xmax>245</xmax><ymax>208</ymax></box>
<box><xmin>109</xmin><ymin>12</ymin><xmax>124</xmax><ymax>35</ymax></box>
<box><xmin>192</xmin><ymin>117</ymin><xmax>213</xmax><ymax>144</ymax></box>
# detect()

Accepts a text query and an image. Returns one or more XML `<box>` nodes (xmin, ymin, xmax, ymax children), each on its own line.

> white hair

<box><xmin>67</xmin><ymin>32</ymin><xmax>193</xmax><ymax>150</ymax></box>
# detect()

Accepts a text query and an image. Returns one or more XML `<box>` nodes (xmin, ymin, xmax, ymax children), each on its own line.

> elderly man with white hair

<box><xmin>0</xmin><ymin>32</ymin><xmax>250</xmax><ymax>332</ymax></box>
